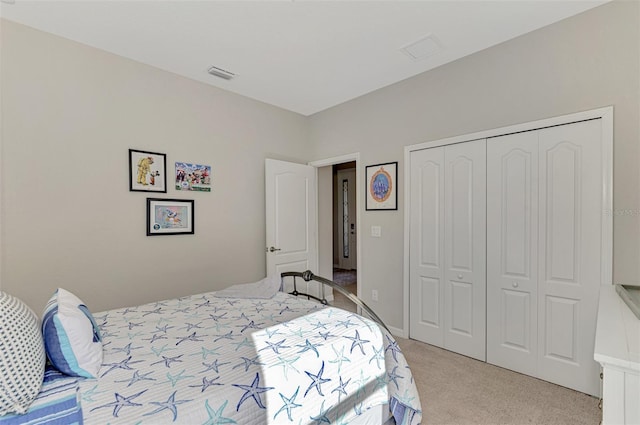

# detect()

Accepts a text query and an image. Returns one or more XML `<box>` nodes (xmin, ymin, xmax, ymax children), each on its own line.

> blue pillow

<box><xmin>42</xmin><ymin>288</ymin><xmax>102</xmax><ymax>378</ymax></box>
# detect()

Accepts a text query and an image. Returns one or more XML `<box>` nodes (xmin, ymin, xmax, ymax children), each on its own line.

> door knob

<box><xmin>512</xmin><ymin>282</ymin><xmax>519</xmax><ymax>288</ymax></box>
<box><xmin>268</xmin><ymin>246</ymin><xmax>282</xmax><ymax>253</ymax></box>
<box><xmin>457</xmin><ymin>274</ymin><xmax>463</xmax><ymax>279</ymax></box>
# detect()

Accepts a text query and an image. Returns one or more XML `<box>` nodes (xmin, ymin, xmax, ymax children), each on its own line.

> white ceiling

<box><xmin>1</xmin><ymin>1</ymin><xmax>608</xmax><ymax>116</ymax></box>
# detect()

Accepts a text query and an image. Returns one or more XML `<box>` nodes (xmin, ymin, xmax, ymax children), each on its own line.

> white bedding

<box><xmin>79</xmin><ymin>290</ymin><xmax>422</xmax><ymax>424</ymax></box>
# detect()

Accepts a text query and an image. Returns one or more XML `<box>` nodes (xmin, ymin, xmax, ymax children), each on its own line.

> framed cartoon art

<box><xmin>146</xmin><ymin>198</ymin><xmax>194</xmax><ymax>236</ymax></box>
<box><xmin>365</xmin><ymin>162</ymin><xmax>397</xmax><ymax>211</ymax></box>
<box><xmin>129</xmin><ymin>149</ymin><xmax>167</xmax><ymax>193</ymax></box>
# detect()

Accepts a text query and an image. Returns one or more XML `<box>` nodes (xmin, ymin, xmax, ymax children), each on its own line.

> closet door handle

<box><xmin>512</xmin><ymin>282</ymin><xmax>519</xmax><ymax>288</ymax></box>
<box><xmin>457</xmin><ymin>274</ymin><xmax>463</xmax><ymax>279</ymax></box>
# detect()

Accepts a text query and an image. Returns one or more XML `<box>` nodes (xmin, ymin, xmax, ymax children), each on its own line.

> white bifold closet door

<box><xmin>409</xmin><ymin>139</ymin><xmax>486</xmax><ymax>361</ymax></box>
<box><xmin>487</xmin><ymin>119</ymin><xmax>603</xmax><ymax>396</ymax></box>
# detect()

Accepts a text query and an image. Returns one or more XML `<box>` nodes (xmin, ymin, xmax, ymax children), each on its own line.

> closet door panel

<box><xmin>487</xmin><ymin>131</ymin><xmax>538</xmax><ymax>375</ymax></box>
<box><xmin>409</xmin><ymin>147</ymin><xmax>445</xmax><ymax>346</ymax></box>
<box><xmin>444</xmin><ymin>139</ymin><xmax>486</xmax><ymax>361</ymax></box>
<box><xmin>537</xmin><ymin>119</ymin><xmax>603</xmax><ymax>396</ymax></box>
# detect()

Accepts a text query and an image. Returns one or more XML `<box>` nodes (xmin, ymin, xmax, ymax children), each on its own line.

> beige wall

<box><xmin>1</xmin><ymin>2</ymin><xmax>638</xmax><ymax>330</ymax></box>
<box><xmin>0</xmin><ymin>20</ymin><xmax>310</xmax><ymax>313</ymax></box>
<box><xmin>308</xmin><ymin>1</ymin><xmax>640</xmax><ymax>329</ymax></box>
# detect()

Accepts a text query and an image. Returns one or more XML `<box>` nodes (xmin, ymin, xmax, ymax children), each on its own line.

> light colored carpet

<box><xmin>396</xmin><ymin>337</ymin><xmax>601</xmax><ymax>425</ymax></box>
<box><xmin>330</xmin><ymin>291</ymin><xmax>601</xmax><ymax>424</ymax></box>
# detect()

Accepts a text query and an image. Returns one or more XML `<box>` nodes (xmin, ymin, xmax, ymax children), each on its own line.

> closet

<box><xmin>408</xmin><ymin>112</ymin><xmax>610</xmax><ymax>397</ymax></box>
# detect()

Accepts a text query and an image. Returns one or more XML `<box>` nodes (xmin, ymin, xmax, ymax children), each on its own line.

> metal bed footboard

<box><xmin>280</xmin><ymin>270</ymin><xmax>390</xmax><ymax>333</ymax></box>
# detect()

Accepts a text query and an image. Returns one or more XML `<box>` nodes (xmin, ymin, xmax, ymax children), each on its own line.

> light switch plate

<box><xmin>371</xmin><ymin>225</ymin><xmax>381</xmax><ymax>237</ymax></box>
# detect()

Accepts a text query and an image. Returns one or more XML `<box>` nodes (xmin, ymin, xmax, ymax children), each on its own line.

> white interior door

<box><xmin>337</xmin><ymin>168</ymin><xmax>356</xmax><ymax>270</ymax></box>
<box><xmin>487</xmin><ymin>131</ymin><xmax>539</xmax><ymax>376</ymax></box>
<box><xmin>265</xmin><ymin>159</ymin><xmax>317</xmax><ymax>294</ymax></box>
<box><xmin>537</xmin><ymin>119</ymin><xmax>603</xmax><ymax>396</ymax></box>
<box><xmin>409</xmin><ymin>146</ymin><xmax>445</xmax><ymax>346</ymax></box>
<box><xmin>443</xmin><ymin>139</ymin><xmax>486</xmax><ymax>361</ymax></box>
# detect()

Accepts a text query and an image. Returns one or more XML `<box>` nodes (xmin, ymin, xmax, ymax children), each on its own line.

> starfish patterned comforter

<box><xmin>76</xmin><ymin>290</ymin><xmax>421</xmax><ymax>424</ymax></box>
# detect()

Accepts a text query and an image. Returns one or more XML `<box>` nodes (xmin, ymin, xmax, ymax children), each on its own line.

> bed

<box><xmin>0</xmin><ymin>272</ymin><xmax>422</xmax><ymax>424</ymax></box>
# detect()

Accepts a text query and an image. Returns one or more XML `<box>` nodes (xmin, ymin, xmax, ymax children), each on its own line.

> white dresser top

<box><xmin>594</xmin><ymin>285</ymin><xmax>640</xmax><ymax>372</ymax></box>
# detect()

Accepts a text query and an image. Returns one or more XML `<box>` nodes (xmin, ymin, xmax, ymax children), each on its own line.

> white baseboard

<box><xmin>388</xmin><ymin>325</ymin><xmax>407</xmax><ymax>339</ymax></box>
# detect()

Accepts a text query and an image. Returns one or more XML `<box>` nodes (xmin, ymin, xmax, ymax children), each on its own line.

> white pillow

<box><xmin>42</xmin><ymin>288</ymin><xmax>103</xmax><ymax>378</ymax></box>
<box><xmin>0</xmin><ymin>291</ymin><xmax>46</xmax><ymax>415</ymax></box>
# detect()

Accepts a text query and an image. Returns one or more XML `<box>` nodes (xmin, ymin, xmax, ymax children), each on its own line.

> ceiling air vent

<box><xmin>400</xmin><ymin>34</ymin><xmax>442</xmax><ymax>61</ymax></box>
<box><xmin>207</xmin><ymin>66</ymin><xmax>235</xmax><ymax>80</ymax></box>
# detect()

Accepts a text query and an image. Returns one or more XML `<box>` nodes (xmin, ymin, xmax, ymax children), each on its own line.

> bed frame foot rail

<box><xmin>280</xmin><ymin>270</ymin><xmax>390</xmax><ymax>333</ymax></box>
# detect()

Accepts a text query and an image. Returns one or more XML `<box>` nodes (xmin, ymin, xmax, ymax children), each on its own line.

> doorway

<box><xmin>333</xmin><ymin>162</ymin><xmax>357</xmax><ymax>297</ymax></box>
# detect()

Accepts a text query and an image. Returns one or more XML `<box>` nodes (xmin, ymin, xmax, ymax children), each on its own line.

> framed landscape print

<box><xmin>366</xmin><ymin>162</ymin><xmax>397</xmax><ymax>211</ymax></box>
<box><xmin>146</xmin><ymin>198</ymin><xmax>194</xmax><ymax>236</ymax></box>
<box><xmin>129</xmin><ymin>149</ymin><xmax>167</xmax><ymax>193</ymax></box>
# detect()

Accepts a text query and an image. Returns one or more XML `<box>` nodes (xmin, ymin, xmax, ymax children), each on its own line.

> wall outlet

<box><xmin>372</xmin><ymin>289</ymin><xmax>378</xmax><ymax>301</ymax></box>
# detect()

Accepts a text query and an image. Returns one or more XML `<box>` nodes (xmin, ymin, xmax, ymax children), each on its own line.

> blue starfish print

<box><xmin>176</xmin><ymin>331</ymin><xmax>204</xmax><ymax>346</ymax></box>
<box><xmin>269</xmin><ymin>355</ymin><xmax>301</xmax><ymax>378</ymax></box>
<box><xmin>273</xmin><ymin>386</ymin><xmax>302</xmax><ymax>422</ymax></box>
<box><xmin>369</xmin><ymin>346</ymin><xmax>385</xmax><ymax>369</ymax></box>
<box><xmin>121</xmin><ymin>308</ymin><xmax>138</xmax><ymax>315</ymax></box>
<box><xmin>236</xmin><ymin>313</ymin><xmax>250</xmax><ymax>321</ymax></box>
<box><xmin>264</xmin><ymin>327</ymin><xmax>282</xmax><ymax>338</ymax></box>
<box><xmin>127</xmin><ymin>321</ymin><xmax>143</xmax><ymax>330</ymax></box>
<box><xmin>214</xmin><ymin>330</ymin><xmax>234</xmax><ymax>342</ymax></box>
<box><xmin>304</xmin><ymin>361</ymin><xmax>331</xmax><ymax>397</ymax></box>
<box><xmin>151</xmin><ymin>344</ymin><xmax>176</xmax><ymax>357</ymax></box>
<box><xmin>203</xmin><ymin>400</ymin><xmax>237</xmax><ymax>425</ymax></box>
<box><xmin>317</xmin><ymin>331</ymin><xmax>336</xmax><ymax>341</ymax></box>
<box><xmin>155</xmin><ymin>324</ymin><xmax>175</xmax><ymax>334</ymax></box>
<box><xmin>288</xmin><ymin>327</ymin><xmax>305</xmax><ymax>338</ymax></box>
<box><xmin>226</xmin><ymin>299</ymin><xmax>240</xmax><ymax>306</ymax></box>
<box><xmin>210</xmin><ymin>321</ymin><xmax>232</xmax><ymax>332</ymax></box>
<box><xmin>296</xmin><ymin>339</ymin><xmax>323</xmax><ymax>357</ymax></box>
<box><xmin>196</xmin><ymin>300</ymin><xmax>211</xmax><ymax>309</ymax></box>
<box><xmin>90</xmin><ymin>390</ymin><xmax>147</xmax><ymax>417</ymax></box>
<box><xmin>200</xmin><ymin>359</ymin><xmax>230</xmax><ymax>373</ymax></box>
<box><xmin>312</xmin><ymin>321</ymin><xmax>328</xmax><ymax>330</ymax></box>
<box><xmin>151</xmin><ymin>354</ymin><xmax>184</xmax><ymax>368</ymax></box>
<box><xmin>354</xmin><ymin>402</ymin><xmax>363</xmax><ymax>416</ymax></box>
<box><xmin>80</xmin><ymin>384</ymin><xmax>107</xmax><ymax>402</ymax></box>
<box><xmin>387</xmin><ymin>366</ymin><xmax>404</xmax><ymax>390</ymax></box>
<box><xmin>182</xmin><ymin>322</ymin><xmax>204</xmax><ymax>332</ymax></box>
<box><xmin>344</xmin><ymin>330</ymin><xmax>370</xmax><ymax>355</ymax></box>
<box><xmin>207</xmin><ymin>312</ymin><xmax>228</xmax><ymax>322</ymax></box>
<box><xmin>233</xmin><ymin>372</ymin><xmax>274</xmax><ymax>411</ymax></box>
<box><xmin>189</xmin><ymin>346</ymin><xmax>219</xmax><ymax>360</ymax></box>
<box><xmin>261</xmin><ymin>313</ymin><xmax>276</xmax><ymax>322</ymax></box>
<box><xmin>189</xmin><ymin>376</ymin><xmax>222</xmax><ymax>392</ymax></box>
<box><xmin>148</xmin><ymin>333</ymin><xmax>168</xmax><ymax>343</ymax></box>
<box><xmin>142</xmin><ymin>307</ymin><xmax>162</xmax><ymax>316</ymax></box>
<box><xmin>143</xmin><ymin>390</ymin><xmax>192</xmax><ymax>421</ymax></box>
<box><xmin>354</xmin><ymin>370</ymin><xmax>370</xmax><ymax>398</ymax></box>
<box><xmin>111</xmin><ymin>342</ymin><xmax>142</xmax><ymax>356</ymax></box>
<box><xmin>331</xmin><ymin>376</ymin><xmax>351</xmax><ymax>403</ymax></box>
<box><xmin>310</xmin><ymin>400</ymin><xmax>331</xmax><ymax>424</ymax></box>
<box><xmin>385</xmin><ymin>335</ymin><xmax>402</xmax><ymax>362</ymax></box>
<box><xmin>115</xmin><ymin>370</ymin><xmax>156</xmax><ymax>387</ymax></box>
<box><xmin>374</xmin><ymin>374</ymin><xmax>388</xmax><ymax>391</ymax></box>
<box><xmin>153</xmin><ymin>301</ymin><xmax>169</xmax><ymax>308</ymax></box>
<box><xmin>166</xmin><ymin>369</ymin><xmax>194</xmax><ymax>387</ymax></box>
<box><xmin>335</xmin><ymin>319</ymin><xmax>355</xmax><ymax>328</ymax></box>
<box><xmin>279</xmin><ymin>306</ymin><xmax>292</xmax><ymax>315</ymax></box>
<box><xmin>232</xmin><ymin>356</ymin><xmax>264</xmax><ymax>372</ymax></box>
<box><xmin>100</xmin><ymin>356</ymin><xmax>144</xmax><ymax>378</ymax></box>
<box><xmin>239</xmin><ymin>320</ymin><xmax>263</xmax><ymax>333</ymax></box>
<box><xmin>328</xmin><ymin>344</ymin><xmax>351</xmax><ymax>373</ymax></box>
<box><xmin>232</xmin><ymin>337</ymin><xmax>253</xmax><ymax>351</ymax></box>
<box><xmin>259</xmin><ymin>338</ymin><xmax>290</xmax><ymax>354</ymax></box>
<box><xmin>127</xmin><ymin>331</ymin><xmax>144</xmax><ymax>340</ymax></box>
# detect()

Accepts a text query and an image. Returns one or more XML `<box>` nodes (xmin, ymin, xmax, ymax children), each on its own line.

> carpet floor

<box><xmin>329</xmin><ymin>279</ymin><xmax>600</xmax><ymax>424</ymax></box>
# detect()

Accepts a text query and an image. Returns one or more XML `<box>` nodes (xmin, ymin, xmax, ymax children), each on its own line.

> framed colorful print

<box><xmin>365</xmin><ymin>162</ymin><xmax>397</xmax><ymax>211</ymax></box>
<box><xmin>129</xmin><ymin>149</ymin><xmax>167</xmax><ymax>193</ymax></box>
<box><xmin>146</xmin><ymin>198</ymin><xmax>194</xmax><ymax>236</ymax></box>
<box><xmin>175</xmin><ymin>162</ymin><xmax>212</xmax><ymax>192</ymax></box>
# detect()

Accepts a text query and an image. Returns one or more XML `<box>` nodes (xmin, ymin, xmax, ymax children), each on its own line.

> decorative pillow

<box><xmin>0</xmin><ymin>291</ymin><xmax>46</xmax><ymax>415</ymax></box>
<box><xmin>42</xmin><ymin>288</ymin><xmax>102</xmax><ymax>378</ymax></box>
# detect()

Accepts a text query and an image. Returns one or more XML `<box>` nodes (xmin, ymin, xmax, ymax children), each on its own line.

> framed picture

<box><xmin>366</xmin><ymin>162</ymin><xmax>398</xmax><ymax>211</ymax></box>
<box><xmin>146</xmin><ymin>198</ymin><xmax>194</xmax><ymax>236</ymax></box>
<box><xmin>129</xmin><ymin>149</ymin><xmax>167</xmax><ymax>193</ymax></box>
<box><xmin>175</xmin><ymin>162</ymin><xmax>212</xmax><ymax>192</ymax></box>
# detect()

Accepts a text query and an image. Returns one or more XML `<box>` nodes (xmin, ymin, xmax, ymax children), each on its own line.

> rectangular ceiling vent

<box><xmin>207</xmin><ymin>66</ymin><xmax>235</xmax><ymax>80</ymax></box>
<box><xmin>401</xmin><ymin>34</ymin><xmax>442</xmax><ymax>61</ymax></box>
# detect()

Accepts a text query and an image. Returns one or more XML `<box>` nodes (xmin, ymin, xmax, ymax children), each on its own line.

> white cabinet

<box><xmin>409</xmin><ymin>139</ymin><xmax>486</xmax><ymax>361</ymax></box>
<box><xmin>594</xmin><ymin>286</ymin><xmax>640</xmax><ymax>425</ymax></box>
<box><xmin>409</xmin><ymin>116</ymin><xmax>609</xmax><ymax>396</ymax></box>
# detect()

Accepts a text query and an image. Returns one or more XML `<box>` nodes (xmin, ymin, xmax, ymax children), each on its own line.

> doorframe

<box><xmin>309</xmin><ymin>153</ymin><xmax>361</xmax><ymax>299</ymax></box>
<box><xmin>403</xmin><ymin>106</ymin><xmax>613</xmax><ymax>337</ymax></box>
